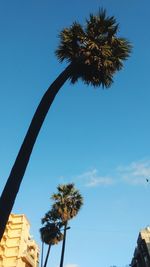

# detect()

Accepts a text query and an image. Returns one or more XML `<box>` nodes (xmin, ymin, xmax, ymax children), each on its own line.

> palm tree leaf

<box><xmin>55</xmin><ymin>9</ymin><xmax>132</xmax><ymax>88</ymax></box>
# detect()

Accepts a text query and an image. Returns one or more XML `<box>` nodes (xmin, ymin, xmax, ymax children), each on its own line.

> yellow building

<box><xmin>0</xmin><ymin>214</ymin><xmax>39</xmax><ymax>267</ymax></box>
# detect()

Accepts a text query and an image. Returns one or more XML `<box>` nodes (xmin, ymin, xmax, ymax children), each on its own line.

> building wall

<box><xmin>131</xmin><ymin>227</ymin><xmax>150</xmax><ymax>267</ymax></box>
<box><xmin>0</xmin><ymin>214</ymin><xmax>39</xmax><ymax>267</ymax></box>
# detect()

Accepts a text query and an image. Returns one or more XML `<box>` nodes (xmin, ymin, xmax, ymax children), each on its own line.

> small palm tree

<box><xmin>40</xmin><ymin>209</ymin><xmax>64</xmax><ymax>267</ymax></box>
<box><xmin>0</xmin><ymin>9</ymin><xmax>132</xmax><ymax>240</ymax></box>
<box><xmin>52</xmin><ymin>183</ymin><xmax>83</xmax><ymax>267</ymax></box>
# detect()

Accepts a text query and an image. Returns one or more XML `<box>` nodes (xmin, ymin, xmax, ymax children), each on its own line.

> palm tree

<box><xmin>52</xmin><ymin>183</ymin><xmax>83</xmax><ymax>267</ymax></box>
<box><xmin>0</xmin><ymin>9</ymin><xmax>132</xmax><ymax>240</ymax></box>
<box><xmin>40</xmin><ymin>209</ymin><xmax>64</xmax><ymax>267</ymax></box>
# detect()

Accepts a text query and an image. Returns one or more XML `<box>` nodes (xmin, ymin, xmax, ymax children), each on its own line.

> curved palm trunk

<box><xmin>43</xmin><ymin>243</ymin><xmax>51</xmax><ymax>267</ymax></box>
<box><xmin>0</xmin><ymin>64</ymin><xmax>73</xmax><ymax>240</ymax></box>
<box><xmin>59</xmin><ymin>221</ymin><xmax>68</xmax><ymax>267</ymax></box>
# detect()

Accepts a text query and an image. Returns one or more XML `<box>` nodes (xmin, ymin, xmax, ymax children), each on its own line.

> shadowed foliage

<box><xmin>40</xmin><ymin>208</ymin><xmax>64</xmax><ymax>267</ymax></box>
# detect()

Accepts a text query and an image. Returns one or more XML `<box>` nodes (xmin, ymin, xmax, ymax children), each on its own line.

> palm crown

<box><xmin>56</xmin><ymin>9</ymin><xmax>132</xmax><ymax>87</ymax></box>
<box><xmin>52</xmin><ymin>183</ymin><xmax>83</xmax><ymax>222</ymax></box>
<box><xmin>40</xmin><ymin>208</ymin><xmax>64</xmax><ymax>245</ymax></box>
<box><xmin>40</xmin><ymin>223</ymin><xmax>63</xmax><ymax>245</ymax></box>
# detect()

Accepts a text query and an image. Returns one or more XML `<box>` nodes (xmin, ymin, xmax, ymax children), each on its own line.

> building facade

<box><xmin>131</xmin><ymin>227</ymin><xmax>150</xmax><ymax>267</ymax></box>
<box><xmin>0</xmin><ymin>214</ymin><xmax>39</xmax><ymax>267</ymax></box>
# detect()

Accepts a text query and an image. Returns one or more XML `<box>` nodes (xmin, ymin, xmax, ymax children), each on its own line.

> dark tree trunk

<box><xmin>41</xmin><ymin>241</ymin><xmax>44</xmax><ymax>267</ymax></box>
<box><xmin>0</xmin><ymin>64</ymin><xmax>73</xmax><ymax>240</ymax></box>
<box><xmin>59</xmin><ymin>222</ymin><xmax>68</xmax><ymax>267</ymax></box>
<box><xmin>43</xmin><ymin>243</ymin><xmax>51</xmax><ymax>267</ymax></box>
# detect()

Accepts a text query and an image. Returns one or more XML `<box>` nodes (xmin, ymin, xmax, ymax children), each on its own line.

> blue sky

<box><xmin>0</xmin><ymin>0</ymin><xmax>150</xmax><ymax>266</ymax></box>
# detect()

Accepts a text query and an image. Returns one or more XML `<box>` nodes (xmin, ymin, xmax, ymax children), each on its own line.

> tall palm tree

<box><xmin>0</xmin><ymin>9</ymin><xmax>132</xmax><ymax>240</ymax></box>
<box><xmin>52</xmin><ymin>183</ymin><xmax>83</xmax><ymax>267</ymax></box>
<box><xmin>40</xmin><ymin>209</ymin><xmax>64</xmax><ymax>267</ymax></box>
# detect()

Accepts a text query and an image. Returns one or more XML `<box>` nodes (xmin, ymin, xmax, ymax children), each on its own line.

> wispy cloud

<box><xmin>74</xmin><ymin>159</ymin><xmax>150</xmax><ymax>187</ymax></box>
<box><xmin>75</xmin><ymin>168</ymin><xmax>114</xmax><ymax>187</ymax></box>
<box><xmin>86</xmin><ymin>176</ymin><xmax>114</xmax><ymax>187</ymax></box>
<box><xmin>118</xmin><ymin>159</ymin><xmax>150</xmax><ymax>185</ymax></box>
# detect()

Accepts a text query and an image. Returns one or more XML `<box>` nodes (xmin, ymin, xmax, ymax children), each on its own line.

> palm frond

<box><xmin>55</xmin><ymin>9</ymin><xmax>132</xmax><ymax>88</ymax></box>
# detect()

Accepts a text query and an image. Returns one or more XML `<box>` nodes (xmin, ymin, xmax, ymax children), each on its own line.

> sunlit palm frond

<box><xmin>51</xmin><ymin>183</ymin><xmax>83</xmax><ymax>222</ymax></box>
<box><xmin>55</xmin><ymin>9</ymin><xmax>132</xmax><ymax>88</ymax></box>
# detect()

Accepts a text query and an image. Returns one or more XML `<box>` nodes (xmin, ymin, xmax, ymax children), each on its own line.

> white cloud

<box><xmin>65</xmin><ymin>264</ymin><xmax>78</xmax><ymax>267</ymax></box>
<box><xmin>118</xmin><ymin>159</ymin><xmax>150</xmax><ymax>185</ymax></box>
<box><xmin>74</xmin><ymin>159</ymin><xmax>150</xmax><ymax>188</ymax></box>
<box><xmin>76</xmin><ymin>168</ymin><xmax>98</xmax><ymax>180</ymax></box>
<box><xmin>75</xmin><ymin>168</ymin><xmax>114</xmax><ymax>187</ymax></box>
<box><xmin>86</xmin><ymin>176</ymin><xmax>114</xmax><ymax>187</ymax></box>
